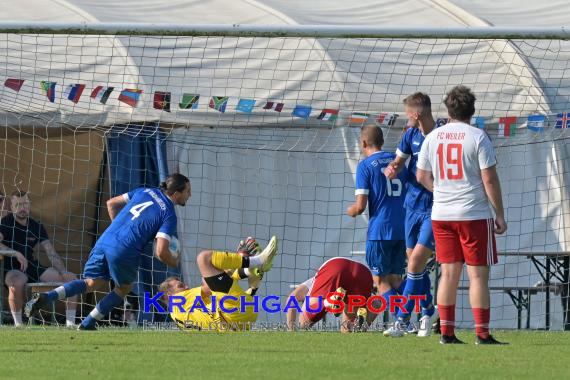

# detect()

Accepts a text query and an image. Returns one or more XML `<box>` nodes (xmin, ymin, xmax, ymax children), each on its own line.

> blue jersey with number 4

<box><xmin>355</xmin><ymin>151</ymin><xmax>407</xmax><ymax>240</ymax></box>
<box><xmin>95</xmin><ymin>187</ymin><xmax>177</xmax><ymax>260</ymax></box>
<box><xmin>396</xmin><ymin>127</ymin><xmax>433</xmax><ymax>213</ymax></box>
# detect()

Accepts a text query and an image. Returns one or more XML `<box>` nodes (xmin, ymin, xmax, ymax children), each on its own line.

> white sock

<box><xmin>12</xmin><ymin>311</ymin><xmax>23</xmax><ymax>326</ymax></box>
<box><xmin>66</xmin><ymin>309</ymin><xmax>77</xmax><ymax>325</ymax></box>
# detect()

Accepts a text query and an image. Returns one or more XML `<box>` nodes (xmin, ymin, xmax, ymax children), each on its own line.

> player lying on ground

<box><xmin>25</xmin><ymin>174</ymin><xmax>190</xmax><ymax>330</ymax></box>
<box><xmin>159</xmin><ymin>236</ymin><xmax>278</xmax><ymax>331</ymax></box>
<box><xmin>287</xmin><ymin>257</ymin><xmax>379</xmax><ymax>333</ymax></box>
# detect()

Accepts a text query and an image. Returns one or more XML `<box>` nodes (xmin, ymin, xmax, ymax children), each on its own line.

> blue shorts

<box><xmin>405</xmin><ymin>210</ymin><xmax>435</xmax><ymax>251</ymax></box>
<box><xmin>365</xmin><ymin>240</ymin><xmax>406</xmax><ymax>276</ymax></box>
<box><xmin>83</xmin><ymin>247</ymin><xmax>139</xmax><ymax>286</ymax></box>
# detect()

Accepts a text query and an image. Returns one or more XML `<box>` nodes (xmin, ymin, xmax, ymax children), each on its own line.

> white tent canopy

<box><xmin>1</xmin><ymin>1</ymin><xmax>569</xmax><ymax>127</ymax></box>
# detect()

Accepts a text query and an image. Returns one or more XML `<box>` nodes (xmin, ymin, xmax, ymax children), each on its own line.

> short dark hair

<box><xmin>361</xmin><ymin>125</ymin><xmax>384</xmax><ymax>149</ymax></box>
<box><xmin>159</xmin><ymin>174</ymin><xmax>189</xmax><ymax>195</ymax></box>
<box><xmin>443</xmin><ymin>85</ymin><xmax>476</xmax><ymax>121</ymax></box>
<box><xmin>11</xmin><ymin>190</ymin><xmax>27</xmax><ymax>198</ymax></box>
<box><xmin>403</xmin><ymin>92</ymin><xmax>432</xmax><ymax>115</ymax></box>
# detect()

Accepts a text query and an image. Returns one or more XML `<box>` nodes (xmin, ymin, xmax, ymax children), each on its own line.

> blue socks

<box><xmin>381</xmin><ymin>288</ymin><xmax>399</xmax><ymax>320</ymax></box>
<box><xmin>81</xmin><ymin>290</ymin><xmax>124</xmax><ymax>329</ymax></box>
<box><xmin>397</xmin><ymin>271</ymin><xmax>424</xmax><ymax>320</ymax></box>
<box><xmin>46</xmin><ymin>280</ymin><xmax>87</xmax><ymax>302</ymax></box>
<box><xmin>421</xmin><ymin>271</ymin><xmax>435</xmax><ymax>317</ymax></box>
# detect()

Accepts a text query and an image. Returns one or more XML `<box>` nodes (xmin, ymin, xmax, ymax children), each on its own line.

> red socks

<box><xmin>472</xmin><ymin>307</ymin><xmax>490</xmax><ymax>339</ymax></box>
<box><xmin>439</xmin><ymin>304</ymin><xmax>456</xmax><ymax>336</ymax></box>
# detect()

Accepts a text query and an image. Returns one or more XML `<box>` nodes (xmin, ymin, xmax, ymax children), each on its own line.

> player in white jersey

<box><xmin>416</xmin><ymin>85</ymin><xmax>507</xmax><ymax>345</ymax></box>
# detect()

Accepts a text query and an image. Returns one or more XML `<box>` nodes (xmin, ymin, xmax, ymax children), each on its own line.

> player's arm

<box><xmin>386</xmin><ymin>132</ymin><xmax>412</xmax><ymax>179</ymax></box>
<box><xmin>155</xmin><ymin>237</ymin><xmax>180</xmax><ymax>268</ymax></box>
<box><xmin>347</xmin><ymin>194</ymin><xmax>367</xmax><ymax>217</ymax></box>
<box><xmin>287</xmin><ymin>283</ymin><xmax>309</xmax><ymax>331</ymax></box>
<box><xmin>416</xmin><ymin>168</ymin><xmax>434</xmax><ymax>192</ymax></box>
<box><xmin>107</xmin><ymin>194</ymin><xmax>128</xmax><ymax>221</ymax></box>
<box><xmin>416</xmin><ymin>138</ymin><xmax>433</xmax><ymax>192</ymax></box>
<box><xmin>481</xmin><ymin>165</ymin><xmax>507</xmax><ymax>234</ymax></box>
<box><xmin>0</xmin><ymin>232</ymin><xmax>28</xmax><ymax>271</ymax></box>
<box><xmin>40</xmin><ymin>240</ymin><xmax>67</xmax><ymax>273</ymax></box>
<box><xmin>347</xmin><ymin>162</ymin><xmax>369</xmax><ymax>217</ymax></box>
<box><xmin>385</xmin><ymin>155</ymin><xmax>407</xmax><ymax>179</ymax></box>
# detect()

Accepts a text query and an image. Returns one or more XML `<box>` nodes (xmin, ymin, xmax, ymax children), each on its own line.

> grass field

<box><xmin>0</xmin><ymin>328</ymin><xmax>568</xmax><ymax>379</ymax></box>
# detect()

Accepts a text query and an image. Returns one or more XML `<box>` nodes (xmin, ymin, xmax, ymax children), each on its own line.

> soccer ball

<box><xmin>169</xmin><ymin>236</ymin><xmax>180</xmax><ymax>259</ymax></box>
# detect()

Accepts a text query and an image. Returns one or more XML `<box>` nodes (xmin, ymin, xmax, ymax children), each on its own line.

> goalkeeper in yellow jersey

<box><xmin>159</xmin><ymin>236</ymin><xmax>277</xmax><ymax>331</ymax></box>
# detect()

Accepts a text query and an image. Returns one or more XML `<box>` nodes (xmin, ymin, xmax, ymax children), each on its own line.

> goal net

<box><xmin>0</xmin><ymin>24</ymin><xmax>568</xmax><ymax>330</ymax></box>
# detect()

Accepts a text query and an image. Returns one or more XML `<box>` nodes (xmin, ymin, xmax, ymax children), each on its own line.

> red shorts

<box><xmin>303</xmin><ymin>257</ymin><xmax>373</xmax><ymax>323</ymax></box>
<box><xmin>432</xmin><ymin>218</ymin><xmax>498</xmax><ymax>266</ymax></box>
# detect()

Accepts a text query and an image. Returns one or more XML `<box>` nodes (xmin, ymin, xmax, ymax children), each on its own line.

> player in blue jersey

<box><xmin>347</xmin><ymin>125</ymin><xmax>407</xmax><ymax>322</ymax></box>
<box><xmin>384</xmin><ymin>92</ymin><xmax>437</xmax><ymax>337</ymax></box>
<box><xmin>25</xmin><ymin>173</ymin><xmax>191</xmax><ymax>330</ymax></box>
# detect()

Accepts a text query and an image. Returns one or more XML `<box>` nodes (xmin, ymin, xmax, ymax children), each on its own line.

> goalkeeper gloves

<box><xmin>237</xmin><ymin>236</ymin><xmax>261</xmax><ymax>257</ymax></box>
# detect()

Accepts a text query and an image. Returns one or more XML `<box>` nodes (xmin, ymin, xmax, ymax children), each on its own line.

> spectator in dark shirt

<box><xmin>0</xmin><ymin>191</ymin><xmax>78</xmax><ymax>326</ymax></box>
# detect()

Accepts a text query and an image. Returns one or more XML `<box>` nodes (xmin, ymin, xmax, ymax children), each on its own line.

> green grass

<box><xmin>0</xmin><ymin>328</ymin><xmax>568</xmax><ymax>379</ymax></box>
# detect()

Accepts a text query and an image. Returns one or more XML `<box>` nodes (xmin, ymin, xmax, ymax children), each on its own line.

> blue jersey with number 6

<box><xmin>95</xmin><ymin>187</ymin><xmax>177</xmax><ymax>260</ymax></box>
<box><xmin>355</xmin><ymin>151</ymin><xmax>407</xmax><ymax>240</ymax></box>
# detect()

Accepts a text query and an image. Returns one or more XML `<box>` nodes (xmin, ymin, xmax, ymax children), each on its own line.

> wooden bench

<box><xmin>26</xmin><ymin>282</ymin><xmax>64</xmax><ymax>325</ymax></box>
<box><xmin>457</xmin><ymin>284</ymin><xmax>562</xmax><ymax>329</ymax></box>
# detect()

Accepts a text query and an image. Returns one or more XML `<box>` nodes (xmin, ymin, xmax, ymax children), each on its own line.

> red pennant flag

<box><xmin>4</xmin><ymin>78</ymin><xmax>25</xmax><ymax>92</ymax></box>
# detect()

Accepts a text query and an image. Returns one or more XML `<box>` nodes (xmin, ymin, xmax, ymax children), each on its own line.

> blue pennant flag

<box><xmin>292</xmin><ymin>105</ymin><xmax>312</xmax><ymax>119</ymax></box>
<box><xmin>236</xmin><ymin>99</ymin><xmax>256</xmax><ymax>113</ymax></box>
<box><xmin>527</xmin><ymin>114</ymin><xmax>545</xmax><ymax>132</ymax></box>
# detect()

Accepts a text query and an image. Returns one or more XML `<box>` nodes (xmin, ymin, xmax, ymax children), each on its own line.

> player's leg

<box><xmin>398</xmin><ymin>212</ymin><xmax>434</xmax><ymax>324</ymax></box>
<box><xmin>5</xmin><ymin>270</ymin><xmax>27</xmax><ymax>326</ymax></box>
<box><xmin>417</xmin><ymin>213</ymin><xmax>436</xmax><ymax>314</ymax></box>
<box><xmin>463</xmin><ymin>219</ymin><xmax>506</xmax><ymax>345</ymax></box>
<box><xmin>383</xmin><ymin>241</ymin><xmax>413</xmax><ymax>337</ymax></box>
<box><xmin>79</xmin><ymin>282</ymin><xmax>132</xmax><ymax>330</ymax></box>
<box><xmin>25</xmin><ymin>248</ymin><xmax>108</xmax><ymax>319</ymax></box>
<box><xmin>38</xmin><ymin>267</ymin><xmax>79</xmax><ymax>326</ymax></box>
<box><xmin>78</xmin><ymin>251</ymin><xmax>138</xmax><ymax>330</ymax></box>
<box><xmin>366</xmin><ymin>240</ymin><xmax>400</xmax><ymax>324</ymax></box>
<box><xmin>433</xmin><ymin>220</ymin><xmax>465</xmax><ymax>344</ymax></box>
<box><xmin>197</xmin><ymin>235</ymin><xmax>278</xmax><ymax>278</ymax></box>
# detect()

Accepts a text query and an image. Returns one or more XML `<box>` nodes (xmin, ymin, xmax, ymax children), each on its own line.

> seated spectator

<box><xmin>0</xmin><ymin>190</ymin><xmax>78</xmax><ymax>326</ymax></box>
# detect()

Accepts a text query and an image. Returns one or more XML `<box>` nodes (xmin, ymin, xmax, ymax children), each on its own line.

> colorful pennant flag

<box><xmin>90</xmin><ymin>86</ymin><xmax>114</xmax><ymax>104</ymax></box>
<box><xmin>4</xmin><ymin>78</ymin><xmax>24</xmax><ymax>92</ymax></box>
<box><xmin>555</xmin><ymin>113</ymin><xmax>570</xmax><ymax>129</ymax></box>
<box><xmin>40</xmin><ymin>81</ymin><xmax>56</xmax><ymax>103</ymax></box>
<box><xmin>317</xmin><ymin>108</ymin><xmax>339</xmax><ymax>122</ymax></box>
<box><xmin>153</xmin><ymin>91</ymin><xmax>171</xmax><ymax>112</ymax></box>
<box><xmin>498</xmin><ymin>116</ymin><xmax>517</xmax><ymax>137</ymax></box>
<box><xmin>263</xmin><ymin>101</ymin><xmax>284</xmax><ymax>112</ymax></box>
<box><xmin>527</xmin><ymin>114</ymin><xmax>545</xmax><ymax>132</ymax></box>
<box><xmin>436</xmin><ymin>118</ymin><xmax>449</xmax><ymax>128</ymax></box>
<box><xmin>236</xmin><ymin>99</ymin><xmax>256</xmax><ymax>113</ymax></box>
<box><xmin>63</xmin><ymin>84</ymin><xmax>85</xmax><ymax>104</ymax></box>
<box><xmin>292</xmin><ymin>105</ymin><xmax>312</xmax><ymax>119</ymax></box>
<box><xmin>471</xmin><ymin>116</ymin><xmax>485</xmax><ymax>129</ymax></box>
<box><xmin>209</xmin><ymin>96</ymin><xmax>229</xmax><ymax>113</ymax></box>
<box><xmin>376</xmin><ymin>112</ymin><xmax>398</xmax><ymax>126</ymax></box>
<box><xmin>118</xmin><ymin>89</ymin><xmax>142</xmax><ymax>107</ymax></box>
<box><xmin>179</xmin><ymin>94</ymin><xmax>199</xmax><ymax>109</ymax></box>
<box><xmin>350</xmin><ymin>112</ymin><xmax>369</xmax><ymax>124</ymax></box>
